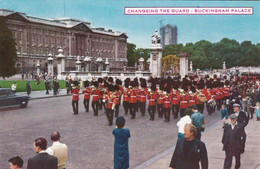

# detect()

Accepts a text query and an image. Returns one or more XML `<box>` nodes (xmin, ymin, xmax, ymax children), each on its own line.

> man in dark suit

<box><xmin>27</xmin><ymin>137</ymin><xmax>58</xmax><ymax>169</ymax></box>
<box><xmin>222</xmin><ymin>114</ymin><xmax>246</xmax><ymax>169</ymax></box>
<box><xmin>233</xmin><ymin>103</ymin><xmax>249</xmax><ymax>127</ymax></box>
<box><xmin>169</xmin><ymin>124</ymin><xmax>208</xmax><ymax>169</ymax></box>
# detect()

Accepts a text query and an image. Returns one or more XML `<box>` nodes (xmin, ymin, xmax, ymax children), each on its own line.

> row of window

<box><xmin>17</xmin><ymin>46</ymin><xmax>57</xmax><ymax>56</ymax></box>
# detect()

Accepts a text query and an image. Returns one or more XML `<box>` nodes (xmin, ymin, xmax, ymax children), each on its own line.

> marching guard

<box><xmin>83</xmin><ymin>80</ymin><xmax>91</xmax><ymax>112</ymax></box>
<box><xmin>72</xmin><ymin>81</ymin><xmax>80</xmax><ymax>115</ymax></box>
<box><xmin>163</xmin><ymin>92</ymin><xmax>171</xmax><ymax>122</ymax></box>
<box><xmin>157</xmin><ymin>90</ymin><xmax>164</xmax><ymax>118</ymax></box>
<box><xmin>91</xmin><ymin>81</ymin><xmax>100</xmax><ymax>116</ymax></box>
<box><xmin>105</xmin><ymin>85</ymin><xmax>117</xmax><ymax>126</ymax></box>
<box><xmin>171</xmin><ymin>89</ymin><xmax>180</xmax><ymax>119</ymax></box>
<box><xmin>139</xmin><ymin>79</ymin><xmax>147</xmax><ymax>116</ymax></box>
<box><xmin>147</xmin><ymin>85</ymin><xmax>157</xmax><ymax>121</ymax></box>
<box><xmin>123</xmin><ymin>79</ymin><xmax>130</xmax><ymax>115</ymax></box>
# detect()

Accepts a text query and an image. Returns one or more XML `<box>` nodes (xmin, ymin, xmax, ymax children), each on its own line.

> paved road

<box><xmin>0</xmin><ymin>95</ymin><xmax>220</xmax><ymax>169</ymax></box>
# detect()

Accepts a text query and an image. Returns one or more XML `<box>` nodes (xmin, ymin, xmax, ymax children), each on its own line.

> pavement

<box><xmin>12</xmin><ymin>90</ymin><xmax>260</xmax><ymax>169</ymax></box>
<box><xmin>135</xmin><ymin>117</ymin><xmax>260</xmax><ymax>169</ymax></box>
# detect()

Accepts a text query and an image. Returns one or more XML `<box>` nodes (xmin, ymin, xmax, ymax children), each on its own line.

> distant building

<box><xmin>160</xmin><ymin>24</ymin><xmax>177</xmax><ymax>47</ymax></box>
<box><xmin>0</xmin><ymin>9</ymin><xmax>128</xmax><ymax>74</ymax></box>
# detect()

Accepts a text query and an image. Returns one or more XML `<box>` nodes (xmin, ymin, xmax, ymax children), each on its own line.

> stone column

<box><xmin>84</xmin><ymin>56</ymin><xmax>91</xmax><ymax>72</ymax></box>
<box><xmin>105</xmin><ymin>58</ymin><xmax>109</xmax><ymax>72</ymax></box>
<box><xmin>139</xmin><ymin>57</ymin><xmax>144</xmax><ymax>71</ymax></box>
<box><xmin>56</xmin><ymin>48</ymin><xmax>65</xmax><ymax>79</ymax></box>
<box><xmin>179</xmin><ymin>53</ymin><xmax>189</xmax><ymax>78</ymax></box>
<box><xmin>76</xmin><ymin>60</ymin><xmax>81</xmax><ymax>72</ymax></box>
<box><xmin>36</xmin><ymin>60</ymin><xmax>40</xmax><ymax>75</ymax></box>
<box><xmin>150</xmin><ymin>44</ymin><xmax>162</xmax><ymax>77</ymax></box>
<box><xmin>96</xmin><ymin>57</ymin><xmax>103</xmax><ymax>72</ymax></box>
<box><xmin>47</xmin><ymin>54</ymin><xmax>54</xmax><ymax>78</ymax></box>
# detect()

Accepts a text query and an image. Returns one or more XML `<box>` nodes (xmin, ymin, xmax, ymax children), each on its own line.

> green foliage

<box><xmin>127</xmin><ymin>43</ymin><xmax>137</xmax><ymax>66</ymax></box>
<box><xmin>162</xmin><ymin>38</ymin><xmax>260</xmax><ymax>70</ymax></box>
<box><xmin>0</xmin><ymin>80</ymin><xmax>66</xmax><ymax>92</ymax></box>
<box><xmin>0</xmin><ymin>16</ymin><xmax>17</xmax><ymax>78</ymax></box>
<box><xmin>127</xmin><ymin>43</ymin><xmax>150</xmax><ymax>68</ymax></box>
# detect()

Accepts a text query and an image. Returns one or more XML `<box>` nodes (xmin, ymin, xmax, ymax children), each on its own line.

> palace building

<box><xmin>0</xmin><ymin>9</ymin><xmax>128</xmax><ymax>74</ymax></box>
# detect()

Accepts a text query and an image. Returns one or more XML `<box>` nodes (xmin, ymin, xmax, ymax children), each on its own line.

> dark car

<box><xmin>0</xmin><ymin>88</ymin><xmax>29</xmax><ymax>108</ymax></box>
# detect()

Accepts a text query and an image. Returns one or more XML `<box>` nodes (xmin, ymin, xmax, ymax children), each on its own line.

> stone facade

<box><xmin>0</xmin><ymin>9</ymin><xmax>128</xmax><ymax>74</ymax></box>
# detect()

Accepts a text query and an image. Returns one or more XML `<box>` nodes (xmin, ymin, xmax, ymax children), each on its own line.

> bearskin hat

<box><xmin>84</xmin><ymin>80</ymin><xmax>90</xmax><ymax>87</ymax></box>
<box><xmin>92</xmin><ymin>81</ymin><xmax>99</xmax><ymax>88</ymax></box>
<box><xmin>140</xmin><ymin>79</ymin><xmax>147</xmax><ymax>88</ymax></box>
<box><xmin>72</xmin><ymin>80</ymin><xmax>80</xmax><ymax>86</ymax></box>
<box><xmin>116</xmin><ymin>79</ymin><xmax>122</xmax><ymax>86</ymax></box>
<box><xmin>108</xmin><ymin>84</ymin><xmax>114</xmax><ymax>92</ymax></box>
<box><xmin>108</xmin><ymin>77</ymin><xmax>113</xmax><ymax>84</ymax></box>
<box><xmin>104</xmin><ymin>81</ymin><xmax>110</xmax><ymax>88</ymax></box>
<box><xmin>98</xmin><ymin>77</ymin><xmax>103</xmax><ymax>84</ymax></box>
<box><xmin>114</xmin><ymin>85</ymin><xmax>120</xmax><ymax>91</ymax></box>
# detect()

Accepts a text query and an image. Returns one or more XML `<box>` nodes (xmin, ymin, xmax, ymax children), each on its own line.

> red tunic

<box><xmin>92</xmin><ymin>90</ymin><xmax>99</xmax><ymax>102</ymax></box>
<box><xmin>163</xmin><ymin>96</ymin><xmax>171</xmax><ymax>108</ymax></box>
<box><xmin>180</xmin><ymin>101</ymin><xmax>188</xmax><ymax>109</ymax></box>
<box><xmin>189</xmin><ymin>95</ymin><xmax>196</xmax><ymax>107</ymax></box>
<box><xmin>157</xmin><ymin>95</ymin><xmax>164</xmax><ymax>104</ymax></box>
<box><xmin>83</xmin><ymin>88</ymin><xmax>91</xmax><ymax>99</ymax></box>
<box><xmin>72</xmin><ymin>88</ymin><xmax>80</xmax><ymax>101</ymax></box>
<box><xmin>129</xmin><ymin>90</ymin><xmax>137</xmax><ymax>103</ymax></box>
<box><xmin>123</xmin><ymin>92</ymin><xmax>129</xmax><ymax>102</ymax></box>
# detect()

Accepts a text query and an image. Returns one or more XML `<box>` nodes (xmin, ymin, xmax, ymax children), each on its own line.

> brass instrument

<box><xmin>196</xmin><ymin>90</ymin><xmax>207</xmax><ymax>103</ymax></box>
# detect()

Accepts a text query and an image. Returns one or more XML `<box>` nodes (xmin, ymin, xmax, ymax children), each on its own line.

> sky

<box><xmin>0</xmin><ymin>0</ymin><xmax>259</xmax><ymax>48</ymax></box>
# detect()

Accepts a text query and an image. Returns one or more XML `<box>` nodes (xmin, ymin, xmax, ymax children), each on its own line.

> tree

<box><xmin>127</xmin><ymin>43</ymin><xmax>136</xmax><ymax>66</ymax></box>
<box><xmin>0</xmin><ymin>16</ymin><xmax>17</xmax><ymax>79</ymax></box>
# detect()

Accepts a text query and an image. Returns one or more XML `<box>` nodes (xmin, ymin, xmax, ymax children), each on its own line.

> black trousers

<box><xmin>115</xmin><ymin>104</ymin><xmax>119</xmax><ymax>118</ymax></box>
<box><xmin>196</xmin><ymin>128</ymin><xmax>201</xmax><ymax>140</ymax></box>
<box><xmin>83</xmin><ymin>99</ymin><xmax>90</xmax><ymax>112</ymax></box>
<box><xmin>130</xmin><ymin>103</ymin><xmax>138</xmax><ymax>119</ymax></box>
<box><xmin>172</xmin><ymin>104</ymin><xmax>180</xmax><ymax>118</ymax></box>
<box><xmin>72</xmin><ymin>100</ymin><xmax>78</xmax><ymax>114</ymax></box>
<box><xmin>139</xmin><ymin>102</ymin><xmax>146</xmax><ymax>116</ymax></box>
<box><xmin>197</xmin><ymin>103</ymin><xmax>204</xmax><ymax>114</ymax></box>
<box><xmin>224</xmin><ymin>151</ymin><xmax>241</xmax><ymax>169</ymax></box>
<box><xmin>217</xmin><ymin>99</ymin><xmax>222</xmax><ymax>110</ymax></box>
<box><xmin>92</xmin><ymin>101</ymin><xmax>99</xmax><ymax>116</ymax></box>
<box><xmin>123</xmin><ymin>101</ymin><xmax>129</xmax><ymax>114</ymax></box>
<box><xmin>180</xmin><ymin>108</ymin><xmax>186</xmax><ymax>118</ymax></box>
<box><xmin>250</xmin><ymin>108</ymin><xmax>254</xmax><ymax>119</ymax></box>
<box><xmin>157</xmin><ymin>104</ymin><xmax>163</xmax><ymax>117</ymax></box>
<box><xmin>148</xmin><ymin>105</ymin><xmax>156</xmax><ymax>121</ymax></box>
<box><xmin>99</xmin><ymin>98</ymin><xmax>103</xmax><ymax>110</ymax></box>
<box><xmin>106</xmin><ymin>109</ymin><xmax>114</xmax><ymax>126</ymax></box>
<box><xmin>207</xmin><ymin>103</ymin><xmax>215</xmax><ymax>115</ymax></box>
<box><xmin>164</xmin><ymin>108</ymin><xmax>170</xmax><ymax>122</ymax></box>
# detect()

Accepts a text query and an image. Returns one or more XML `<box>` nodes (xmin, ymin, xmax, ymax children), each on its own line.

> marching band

<box><xmin>69</xmin><ymin>74</ymin><xmax>259</xmax><ymax>125</ymax></box>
